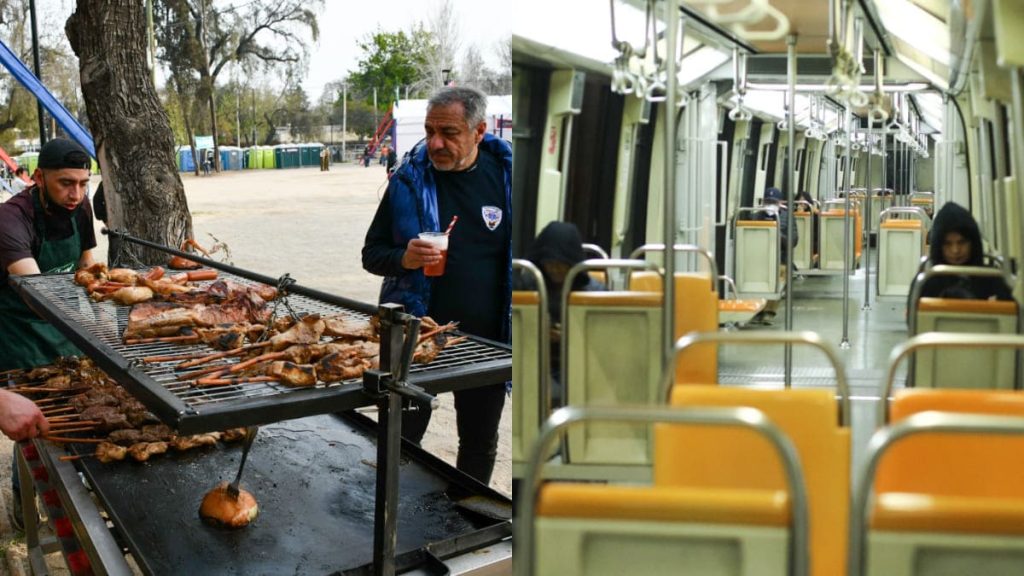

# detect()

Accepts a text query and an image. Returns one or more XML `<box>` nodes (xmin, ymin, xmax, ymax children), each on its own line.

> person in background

<box><xmin>0</xmin><ymin>138</ymin><xmax>94</xmax><ymax>529</ymax></box>
<box><xmin>515</xmin><ymin>221</ymin><xmax>606</xmax><ymax>404</ymax></box>
<box><xmin>363</xmin><ymin>145</ymin><xmax>371</xmax><ymax>168</ymax></box>
<box><xmin>752</xmin><ymin>187</ymin><xmax>798</xmax><ymax>323</ymax></box>
<box><xmin>319</xmin><ymin>146</ymin><xmax>330</xmax><ymax>172</ymax></box>
<box><xmin>793</xmin><ymin>190</ymin><xmax>819</xmax><ymax>266</ymax></box>
<box><xmin>386</xmin><ymin>146</ymin><xmax>398</xmax><ymax>175</ymax></box>
<box><xmin>379</xmin><ymin>143</ymin><xmax>389</xmax><ymax>166</ymax></box>
<box><xmin>10</xmin><ymin>167</ymin><xmax>29</xmax><ymax>194</ymax></box>
<box><xmin>362</xmin><ymin>86</ymin><xmax>511</xmax><ymax>486</ymax></box>
<box><xmin>909</xmin><ymin>201</ymin><xmax>1013</xmax><ymax>304</ymax></box>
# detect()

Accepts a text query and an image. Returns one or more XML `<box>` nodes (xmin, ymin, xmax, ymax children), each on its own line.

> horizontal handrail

<box><xmin>880</xmin><ymin>333</ymin><xmax>1024</xmax><ymax>423</ymax></box>
<box><xmin>628</xmin><ymin>243</ymin><xmax>719</xmax><ymax>292</ymax></box>
<box><xmin>665</xmin><ymin>330</ymin><xmax>851</xmax><ymax>426</ymax></box>
<box><xmin>518</xmin><ymin>404</ymin><xmax>809</xmax><ymax>576</ymax></box>
<box><xmin>849</xmin><ymin>411</ymin><xmax>1024</xmax><ymax>576</ymax></box>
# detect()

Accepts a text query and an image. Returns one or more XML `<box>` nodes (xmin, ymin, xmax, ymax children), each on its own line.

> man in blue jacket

<box><xmin>362</xmin><ymin>86</ymin><xmax>512</xmax><ymax>485</ymax></box>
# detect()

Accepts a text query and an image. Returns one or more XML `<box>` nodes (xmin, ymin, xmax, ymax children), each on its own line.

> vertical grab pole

<box><xmin>841</xmin><ymin>106</ymin><xmax>853</xmax><ymax>349</ymax></box>
<box><xmin>662</xmin><ymin>0</ymin><xmax>680</xmax><ymax>376</ymax></box>
<box><xmin>784</xmin><ymin>35</ymin><xmax>797</xmax><ymax>387</ymax></box>
<box><xmin>864</xmin><ymin>117</ymin><xmax>873</xmax><ymax>310</ymax></box>
<box><xmin>1010</xmin><ymin>69</ymin><xmax>1024</xmax><ymax>294</ymax></box>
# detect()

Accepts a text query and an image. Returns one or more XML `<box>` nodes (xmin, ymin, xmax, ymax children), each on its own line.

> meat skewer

<box><xmin>125</xmin><ymin>334</ymin><xmax>201</xmax><ymax>346</ymax></box>
<box><xmin>44</xmin><ymin>435</ymin><xmax>106</xmax><ymax>444</ymax></box>
<box><xmin>175</xmin><ymin>341</ymin><xmax>273</xmax><ymax>369</ymax></box>
<box><xmin>194</xmin><ymin>376</ymin><xmax>278</xmax><ymax>387</ymax></box>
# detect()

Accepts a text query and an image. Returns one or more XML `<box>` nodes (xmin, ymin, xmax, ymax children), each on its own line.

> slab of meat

<box><xmin>124</xmin><ymin>301</ymin><xmax>268</xmax><ymax>340</ymax></box>
<box><xmin>128</xmin><ymin>441</ymin><xmax>168</xmax><ymax>462</ymax></box>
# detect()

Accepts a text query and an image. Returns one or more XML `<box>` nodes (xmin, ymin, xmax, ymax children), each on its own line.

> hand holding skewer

<box><xmin>0</xmin><ymin>389</ymin><xmax>50</xmax><ymax>441</ymax></box>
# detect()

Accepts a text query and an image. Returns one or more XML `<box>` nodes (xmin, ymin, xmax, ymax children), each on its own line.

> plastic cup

<box><xmin>418</xmin><ymin>232</ymin><xmax>449</xmax><ymax>277</ymax></box>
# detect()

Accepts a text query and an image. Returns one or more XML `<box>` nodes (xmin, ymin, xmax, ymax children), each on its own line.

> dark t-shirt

<box><xmin>428</xmin><ymin>151</ymin><xmax>508</xmax><ymax>341</ymax></box>
<box><xmin>0</xmin><ymin>187</ymin><xmax>96</xmax><ymax>285</ymax></box>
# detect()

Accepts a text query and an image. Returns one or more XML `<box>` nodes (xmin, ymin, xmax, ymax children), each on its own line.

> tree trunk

<box><xmin>66</xmin><ymin>0</ymin><xmax>192</xmax><ymax>266</ymax></box>
<box><xmin>207</xmin><ymin>89</ymin><xmax>221</xmax><ymax>172</ymax></box>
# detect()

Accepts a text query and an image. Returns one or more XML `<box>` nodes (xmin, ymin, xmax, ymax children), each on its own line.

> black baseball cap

<box><xmin>37</xmin><ymin>138</ymin><xmax>91</xmax><ymax>170</ymax></box>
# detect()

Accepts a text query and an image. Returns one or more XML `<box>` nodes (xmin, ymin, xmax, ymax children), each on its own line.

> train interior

<box><xmin>512</xmin><ymin>1</ymin><xmax>1024</xmax><ymax>575</ymax></box>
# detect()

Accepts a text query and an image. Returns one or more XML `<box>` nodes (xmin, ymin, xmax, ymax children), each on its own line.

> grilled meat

<box><xmin>266</xmin><ymin>361</ymin><xmax>317</xmax><ymax>387</ymax></box>
<box><xmin>269</xmin><ymin>315</ymin><xmax>325</xmax><ymax>350</ymax></box>
<box><xmin>124</xmin><ymin>300</ymin><xmax>270</xmax><ymax>340</ymax></box>
<box><xmin>99</xmin><ymin>286</ymin><xmax>154</xmax><ymax>306</ymax></box>
<box><xmin>220</xmin><ymin>428</ymin><xmax>248</xmax><ymax>442</ymax></box>
<box><xmin>170</xmin><ymin>433</ymin><xmax>220</xmax><ymax>451</ymax></box>
<box><xmin>96</xmin><ymin>441</ymin><xmax>128</xmax><ymax>463</ymax></box>
<box><xmin>80</xmin><ymin>405</ymin><xmax>131</xmax><ymax>431</ymax></box>
<box><xmin>128</xmin><ymin>441</ymin><xmax>168</xmax><ymax>462</ymax></box>
<box><xmin>315</xmin><ymin>353</ymin><xmax>372</xmax><ymax>383</ymax></box>
<box><xmin>322</xmin><ymin>315</ymin><xmax>378</xmax><ymax>340</ymax></box>
<box><xmin>107</xmin><ymin>268</ymin><xmax>139</xmax><ymax>285</ymax></box>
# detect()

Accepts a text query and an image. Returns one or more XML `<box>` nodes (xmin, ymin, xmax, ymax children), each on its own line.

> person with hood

<box><xmin>362</xmin><ymin>86</ymin><xmax>511</xmax><ymax>486</ymax></box>
<box><xmin>910</xmin><ymin>201</ymin><xmax>1013</xmax><ymax>302</ymax></box>
<box><xmin>516</xmin><ymin>221</ymin><xmax>606</xmax><ymax>401</ymax></box>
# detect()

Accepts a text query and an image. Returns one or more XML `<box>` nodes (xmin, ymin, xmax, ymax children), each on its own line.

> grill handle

<box><xmin>393</xmin><ymin>316</ymin><xmax>440</xmax><ymax>410</ymax></box>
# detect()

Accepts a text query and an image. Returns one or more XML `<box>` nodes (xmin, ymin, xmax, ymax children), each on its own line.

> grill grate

<box><xmin>11</xmin><ymin>271</ymin><xmax>511</xmax><ymax>433</ymax></box>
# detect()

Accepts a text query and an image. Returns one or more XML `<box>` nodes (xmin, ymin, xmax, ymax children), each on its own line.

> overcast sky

<box><xmin>41</xmin><ymin>0</ymin><xmax>509</xmax><ymax>101</ymax></box>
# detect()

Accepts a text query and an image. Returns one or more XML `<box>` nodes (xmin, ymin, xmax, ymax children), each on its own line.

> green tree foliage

<box><xmin>348</xmin><ymin>28</ymin><xmax>432</xmax><ymax>111</ymax></box>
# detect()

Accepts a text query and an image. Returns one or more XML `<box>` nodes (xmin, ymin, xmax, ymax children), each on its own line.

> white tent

<box><xmin>391</xmin><ymin>95</ymin><xmax>513</xmax><ymax>160</ymax></box>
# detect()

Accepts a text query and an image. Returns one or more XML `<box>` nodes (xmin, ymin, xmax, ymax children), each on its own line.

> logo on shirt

<box><xmin>482</xmin><ymin>206</ymin><xmax>502</xmax><ymax>231</ymax></box>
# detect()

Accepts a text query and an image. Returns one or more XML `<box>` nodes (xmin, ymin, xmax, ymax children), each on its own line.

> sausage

<box><xmin>187</xmin><ymin>269</ymin><xmax>219</xmax><ymax>282</ymax></box>
<box><xmin>144</xmin><ymin>266</ymin><xmax>165</xmax><ymax>281</ymax></box>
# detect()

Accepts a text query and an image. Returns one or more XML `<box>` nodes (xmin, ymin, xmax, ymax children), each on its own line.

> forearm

<box><xmin>362</xmin><ymin>242</ymin><xmax>407</xmax><ymax>277</ymax></box>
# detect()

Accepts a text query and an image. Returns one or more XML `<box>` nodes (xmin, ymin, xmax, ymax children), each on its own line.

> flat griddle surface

<box><xmin>71</xmin><ymin>413</ymin><xmax>497</xmax><ymax>575</ymax></box>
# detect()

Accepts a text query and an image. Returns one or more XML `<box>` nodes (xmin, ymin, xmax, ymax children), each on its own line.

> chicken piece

<box><xmin>128</xmin><ymin>441</ymin><xmax>168</xmax><ymax>462</ymax></box>
<box><xmin>269</xmin><ymin>315</ymin><xmax>325</xmax><ymax>350</ymax></box>
<box><xmin>322</xmin><ymin>315</ymin><xmax>378</xmax><ymax>340</ymax></box>
<box><xmin>105</xmin><ymin>286</ymin><xmax>154</xmax><ymax>306</ymax></box>
<box><xmin>413</xmin><ymin>333</ymin><xmax>468</xmax><ymax>365</ymax></box>
<box><xmin>220</xmin><ymin>428</ymin><xmax>248</xmax><ymax>442</ymax></box>
<box><xmin>107</xmin><ymin>268</ymin><xmax>139</xmax><ymax>285</ymax></box>
<box><xmin>96</xmin><ymin>441</ymin><xmax>128</xmax><ymax>464</ymax></box>
<box><xmin>25</xmin><ymin>366</ymin><xmax>60</xmax><ymax>381</ymax></box>
<box><xmin>44</xmin><ymin>375</ymin><xmax>73</xmax><ymax>389</ymax></box>
<box><xmin>74</xmin><ymin>268</ymin><xmax>98</xmax><ymax>286</ymax></box>
<box><xmin>266</xmin><ymin>361</ymin><xmax>317</xmax><ymax>387</ymax></box>
<box><xmin>315</xmin><ymin>353</ymin><xmax>371</xmax><ymax>383</ymax></box>
<box><xmin>169</xmin><ymin>433</ymin><xmax>220</xmax><ymax>451</ymax></box>
<box><xmin>142</xmin><ymin>278</ymin><xmax>194</xmax><ymax>297</ymax></box>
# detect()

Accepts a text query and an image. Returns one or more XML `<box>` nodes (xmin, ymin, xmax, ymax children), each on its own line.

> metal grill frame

<box><xmin>10</xmin><ymin>270</ymin><xmax>511</xmax><ymax>435</ymax></box>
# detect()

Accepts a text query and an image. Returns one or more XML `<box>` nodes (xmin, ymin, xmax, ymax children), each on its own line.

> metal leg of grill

<box><xmin>373</xmin><ymin>390</ymin><xmax>402</xmax><ymax>576</ymax></box>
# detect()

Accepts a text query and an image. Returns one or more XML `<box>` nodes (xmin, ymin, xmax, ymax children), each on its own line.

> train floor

<box><xmin>720</xmin><ymin>249</ymin><xmax>909</xmax><ymax>477</ymax></box>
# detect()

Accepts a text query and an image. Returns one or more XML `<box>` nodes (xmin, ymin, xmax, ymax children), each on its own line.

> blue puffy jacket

<box><xmin>362</xmin><ymin>133</ymin><xmax>513</xmax><ymax>344</ymax></box>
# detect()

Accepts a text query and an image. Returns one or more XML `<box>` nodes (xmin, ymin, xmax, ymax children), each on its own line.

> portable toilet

<box><xmin>177</xmin><ymin>146</ymin><xmax>196</xmax><ymax>172</ymax></box>
<box><xmin>17</xmin><ymin>152</ymin><xmax>39</xmax><ymax>174</ymax></box>
<box><xmin>220</xmin><ymin>146</ymin><xmax>242</xmax><ymax>170</ymax></box>
<box><xmin>263</xmin><ymin>146</ymin><xmax>276</xmax><ymax>169</ymax></box>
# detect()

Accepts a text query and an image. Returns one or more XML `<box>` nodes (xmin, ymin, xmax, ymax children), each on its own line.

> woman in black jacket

<box><xmin>911</xmin><ymin>201</ymin><xmax>1012</xmax><ymax>302</ymax></box>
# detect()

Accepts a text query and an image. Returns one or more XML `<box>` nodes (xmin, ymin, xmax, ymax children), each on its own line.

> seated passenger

<box><xmin>793</xmin><ymin>190</ymin><xmax>819</xmax><ymax>265</ymax></box>
<box><xmin>753</xmin><ymin>187</ymin><xmax>798</xmax><ymax>265</ymax></box>
<box><xmin>911</xmin><ymin>201</ymin><xmax>1012</xmax><ymax>302</ymax></box>
<box><xmin>515</xmin><ymin>221</ymin><xmax>606</xmax><ymax>404</ymax></box>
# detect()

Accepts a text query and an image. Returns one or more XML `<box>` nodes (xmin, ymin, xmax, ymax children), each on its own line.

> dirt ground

<box><xmin>0</xmin><ymin>161</ymin><xmax>511</xmax><ymax>574</ymax></box>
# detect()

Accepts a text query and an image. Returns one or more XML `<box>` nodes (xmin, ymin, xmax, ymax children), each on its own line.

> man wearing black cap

<box><xmin>0</xmin><ymin>138</ymin><xmax>96</xmax><ymax>370</ymax></box>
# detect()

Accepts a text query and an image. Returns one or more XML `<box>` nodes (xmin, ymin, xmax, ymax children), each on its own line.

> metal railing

<box><xmin>517</xmin><ymin>404</ymin><xmax>810</xmax><ymax>576</ymax></box>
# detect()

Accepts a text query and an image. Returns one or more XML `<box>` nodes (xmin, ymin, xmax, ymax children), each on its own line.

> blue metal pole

<box><xmin>0</xmin><ymin>38</ymin><xmax>95</xmax><ymax>157</ymax></box>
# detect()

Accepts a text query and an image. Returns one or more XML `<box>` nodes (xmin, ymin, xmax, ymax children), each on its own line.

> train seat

<box><xmin>659</xmin><ymin>386</ymin><xmax>850</xmax><ymax>576</ymax></box>
<box><xmin>718</xmin><ymin>297</ymin><xmax>768</xmax><ymax>326</ymax></box>
<box><xmin>512</xmin><ymin>290</ymin><xmax>543</xmax><ymax>468</ymax></box>
<box><xmin>735</xmin><ymin>219</ymin><xmax>780</xmax><ymax>294</ymax></box>
<box><xmin>819</xmin><ymin>208</ymin><xmax>861</xmax><ymax>271</ymax></box>
<box><xmin>793</xmin><ymin>211</ymin><xmax>813</xmax><ymax>270</ymax></box>
<box><xmin>864</xmin><ymin>389</ymin><xmax>1024</xmax><ymax>576</ymax></box>
<box><xmin>913</xmin><ymin>298</ymin><xmax>1018</xmax><ymax>389</ymax></box>
<box><xmin>564</xmin><ymin>291</ymin><xmax>663</xmax><ymax>465</ymax></box>
<box><xmin>878</xmin><ymin>220</ymin><xmax>924</xmax><ymax>296</ymax></box>
<box><xmin>628</xmin><ymin>271</ymin><xmax>719</xmax><ymax>385</ymax></box>
<box><xmin>535</xmin><ymin>482</ymin><xmax>790</xmax><ymax>576</ymax></box>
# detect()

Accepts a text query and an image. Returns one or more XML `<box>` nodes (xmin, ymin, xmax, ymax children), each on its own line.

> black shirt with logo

<box><xmin>429</xmin><ymin>149</ymin><xmax>508</xmax><ymax>341</ymax></box>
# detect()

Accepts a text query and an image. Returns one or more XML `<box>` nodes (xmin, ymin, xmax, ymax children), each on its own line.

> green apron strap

<box><xmin>0</xmin><ymin>189</ymin><xmax>83</xmax><ymax>370</ymax></box>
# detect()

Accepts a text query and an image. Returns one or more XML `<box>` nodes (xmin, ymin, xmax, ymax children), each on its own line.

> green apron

<box><xmin>0</xmin><ymin>190</ymin><xmax>83</xmax><ymax>370</ymax></box>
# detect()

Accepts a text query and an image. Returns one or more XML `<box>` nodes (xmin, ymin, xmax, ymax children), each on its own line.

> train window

<box><xmin>760</xmin><ymin>142</ymin><xmax>770</xmax><ymax>172</ymax></box>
